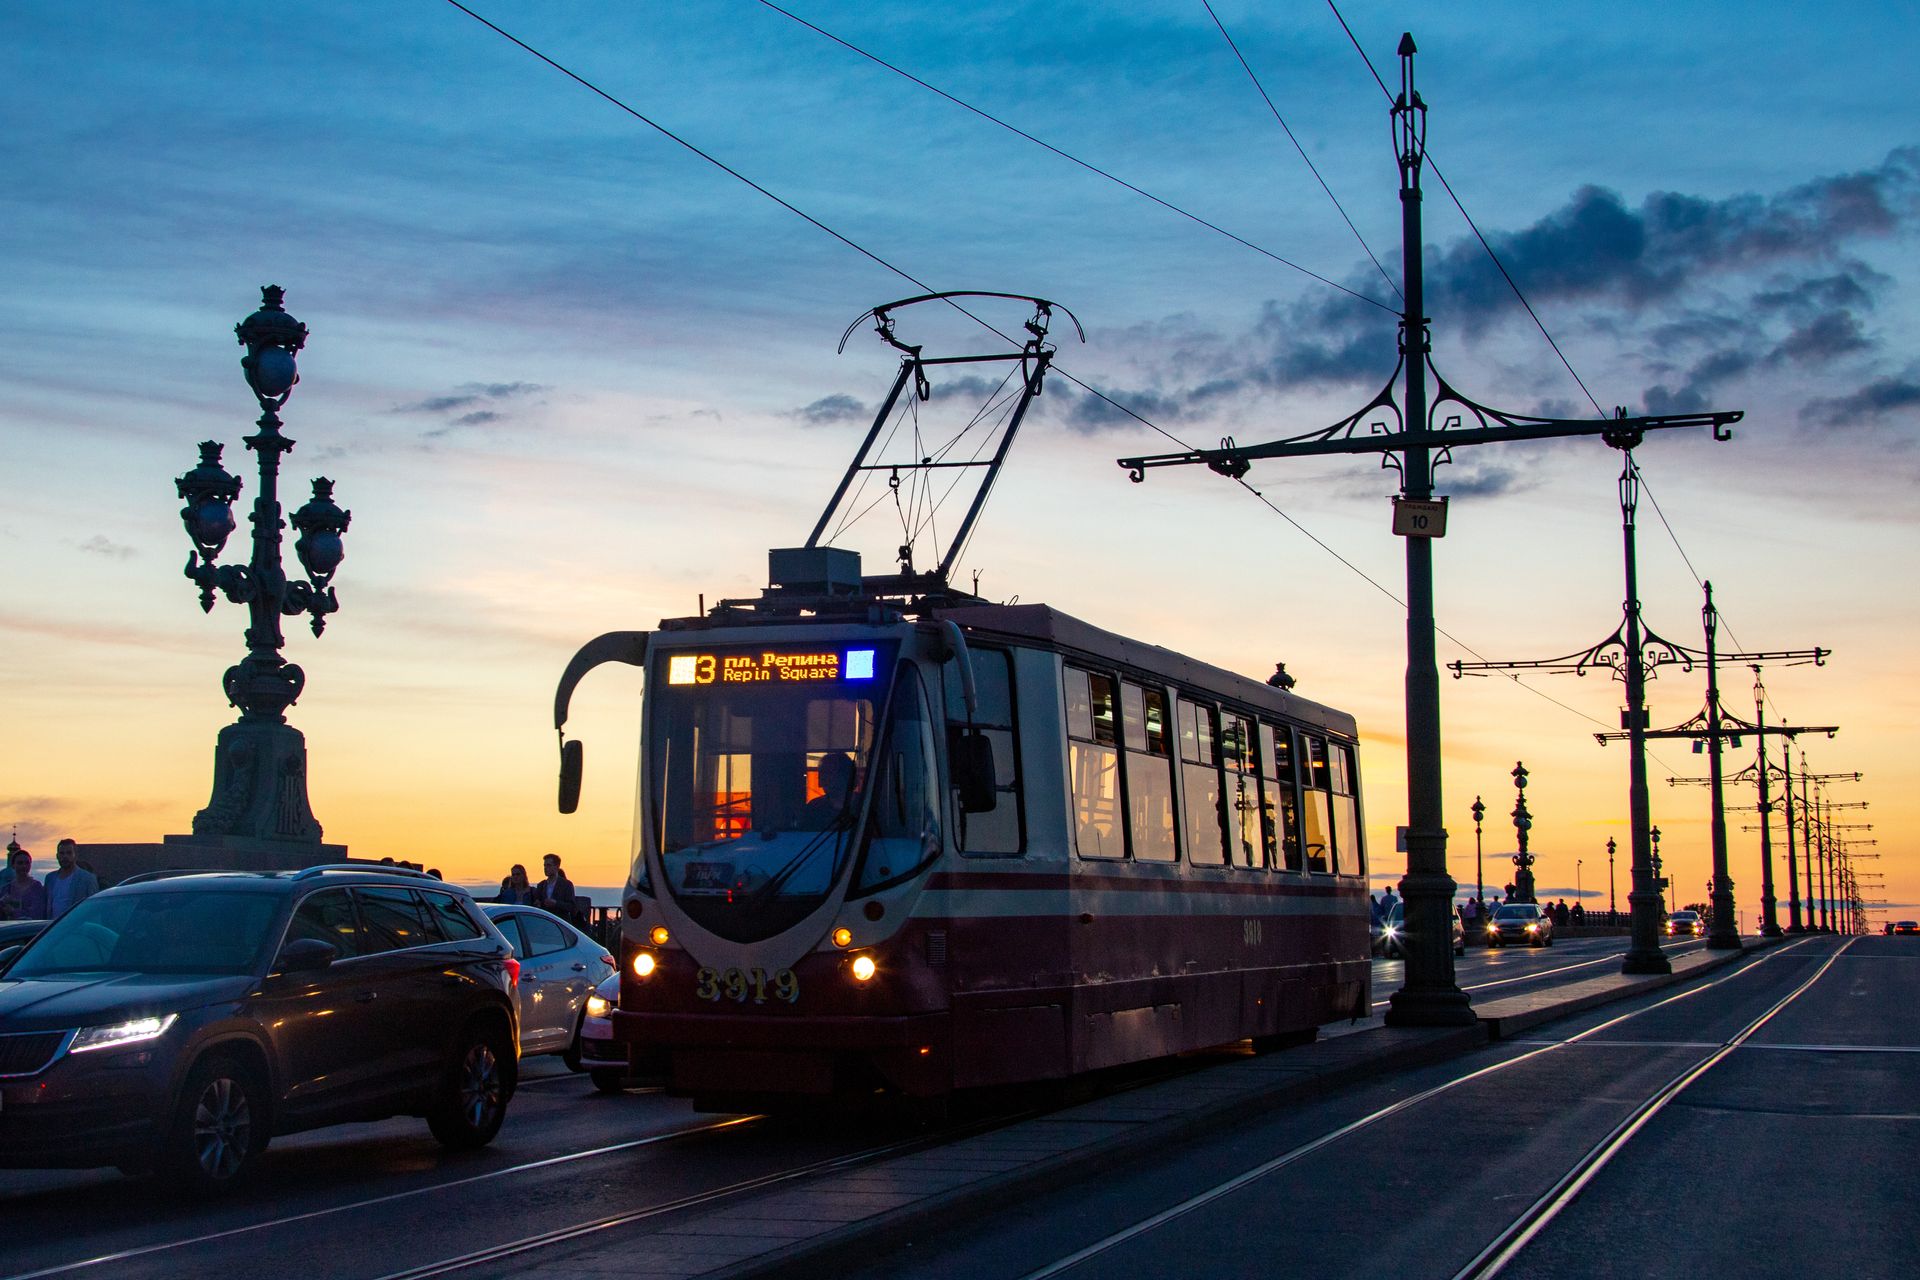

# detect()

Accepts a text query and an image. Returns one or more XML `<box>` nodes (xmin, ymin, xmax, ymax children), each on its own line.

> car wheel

<box><xmin>562</xmin><ymin>1013</ymin><xmax>586</xmax><ymax>1073</ymax></box>
<box><xmin>428</xmin><ymin>1021</ymin><xmax>515</xmax><ymax>1149</ymax></box>
<box><xmin>590</xmin><ymin>1066</ymin><xmax>628</xmax><ymax>1094</ymax></box>
<box><xmin>161</xmin><ymin>1054</ymin><xmax>265</xmax><ymax>1193</ymax></box>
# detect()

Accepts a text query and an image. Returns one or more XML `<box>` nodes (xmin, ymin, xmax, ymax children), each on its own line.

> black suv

<box><xmin>0</xmin><ymin>865</ymin><xmax>519</xmax><ymax>1191</ymax></box>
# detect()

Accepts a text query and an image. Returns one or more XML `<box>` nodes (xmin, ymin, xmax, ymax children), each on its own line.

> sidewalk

<box><xmin>561</xmin><ymin>938</ymin><xmax>1776</xmax><ymax>1280</ymax></box>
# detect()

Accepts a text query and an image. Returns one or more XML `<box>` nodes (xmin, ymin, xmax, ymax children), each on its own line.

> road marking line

<box><xmin>1740</xmin><ymin>1042</ymin><xmax>1920</xmax><ymax>1054</ymax></box>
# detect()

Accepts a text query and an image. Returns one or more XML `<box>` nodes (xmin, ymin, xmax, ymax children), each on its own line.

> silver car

<box><xmin>480</xmin><ymin>904</ymin><xmax>615</xmax><ymax>1063</ymax></box>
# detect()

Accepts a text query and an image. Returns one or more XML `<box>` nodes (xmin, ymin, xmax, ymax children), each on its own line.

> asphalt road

<box><xmin>0</xmin><ymin>932</ymin><xmax>1789</xmax><ymax>1280</ymax></box>
<box><xmin>834</xmin><ymin>934</ymin><xmax>1918</xmax><ymax>1280</ymax></box>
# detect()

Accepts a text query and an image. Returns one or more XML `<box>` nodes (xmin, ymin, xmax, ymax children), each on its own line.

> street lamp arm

<box><xmin>1449</xmin><ymin>616</ymin><xmax>1694</xmax><ymax>683</ymax></box>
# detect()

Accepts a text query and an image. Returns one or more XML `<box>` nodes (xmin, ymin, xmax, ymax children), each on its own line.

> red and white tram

<box><xmin>551</xmin><ymin>294</ymin><xmax>1370</xmax><ymax>1109</ymax></box>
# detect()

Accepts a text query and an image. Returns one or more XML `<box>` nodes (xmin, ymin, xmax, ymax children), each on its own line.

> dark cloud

<box><xmin>1438</xmin><ymin>465</ymin><xmax>1527</xmax><ymax>499</ymax></box>
<box><xmin>794</xmin><ymin>393</ymin><xmax>867</xmax><ymax>426</ymax></box>
<box><xmin>1768</xmin><ymin>311</ymin><xmax>1870</xmax><ymax>365</ymax></box>
<box><xmin>392</xmin><ymin>380</ymin><xmax>546</xmax><ymax>422</ymax></box>
<box><xmin>75</xmin><ymin>534</ymin><xmax>135</xmax><ymax>559</ymax></box>
<box><xmin>1801</xmin><ymin>372</ymin><xmax>1920</xmax><ymax>429</ymax></box>
<box><xmin>1753</xmin><ymin>267</ymin><xmax>1885</xmax><ymax>316</ymax></box>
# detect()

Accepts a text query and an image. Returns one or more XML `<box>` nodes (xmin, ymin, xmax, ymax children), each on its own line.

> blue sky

<box><xmin>2</xmin><ymin>1</ymin><xmax>1914</xmax><ymax>909</ymax></box>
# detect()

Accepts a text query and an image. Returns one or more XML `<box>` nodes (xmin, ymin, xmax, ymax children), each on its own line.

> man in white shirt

<box><xmin>45</xmin><ymin>838</ymin><xmax>99</xmax><ymax>919</ymax></box>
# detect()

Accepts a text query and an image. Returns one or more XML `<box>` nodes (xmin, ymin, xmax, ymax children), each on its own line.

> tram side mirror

<box><xmin>558</xmin><ymin>738</ymin><xmax>584</xmax><ymax>814</ymax></box>
<box><xmin>952</xmin><ymin>729</ymin><xmax>998</xmax><ymax>814</ymax></box>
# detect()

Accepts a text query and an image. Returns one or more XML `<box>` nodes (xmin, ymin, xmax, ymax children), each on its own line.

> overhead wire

<box><xmin>1199</xmin><ymin>0</ymin><xmax>1401</xmax><ymax>305</ymax></box>
<box><xmin>443</xmin><ymin>0</ymin><xmax>1654</xmax><ymax>742</ymax></box>
<box><xmin>751</xmin><ymin>0</ymin><xmax>1397</xmax><ymax>315</ymax></box>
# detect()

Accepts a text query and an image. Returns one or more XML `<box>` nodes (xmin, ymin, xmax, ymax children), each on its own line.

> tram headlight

<box><xmin>832</xmin><ymin>927</ymin><xmax>853</xmax><ymax>948</ymax></box>
<box><xmin>650</xmin><ymin>926</ymin><xmax>671</xmax><ymax>946</ymax></box>
<box><xmin>850</xmin><ymin>954</ymin><xmax>877</xmax><ymax>982</ymax></box>
<box><xmin>632</xmin><ymin>951</ymin><xmax>657</xmax><ymax>978</ymax></box>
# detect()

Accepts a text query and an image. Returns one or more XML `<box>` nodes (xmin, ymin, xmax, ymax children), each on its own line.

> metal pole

<box><xmin>1608</xmin><ymin>837</ymin><xmax>1617</xmax><ymax>918</ymax></box>
<box><xmin>1620</xmin><ymin>455</ymin><xmax>1670</xmax><ymax>973</ymax></box>
<box><xmin>1782</xmin><ymin>743</ymin><xmax>1802</xmax><ymax>932</ymax></box>
<box><xmin>1819</xmin><ymin>794</ymin><xmax>1833</xmax><ymax>931</ymax></box>
<box><xmin>1703</xmin><ymin>585</ymin><xmax>1740</xmax><ymax>949</ymax></box>
<box><xmin>1752</xmin><ymin>672</ymin><xmax>1780</xmax><ymax>936</ymax></box>
<box><xmin>1800</xmin><ymin>755</ymin><xmax>1817</xmax><ymax>929</ymax></box>
<box><xmin>1385</xmin><ymin>34</ymin><xmax>1472</xmax><ymax>1027</ymax></box>
<box><xmin>1473</xmin><ymin>796</ymin><xmax>1485</xmax><ymax>909</ymax></box>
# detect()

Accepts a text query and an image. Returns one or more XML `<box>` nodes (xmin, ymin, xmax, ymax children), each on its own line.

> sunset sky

<box><xmin>3</xmin><ymin>1</ymin><xmax>1913</xmax><ymax>921</ymax></box>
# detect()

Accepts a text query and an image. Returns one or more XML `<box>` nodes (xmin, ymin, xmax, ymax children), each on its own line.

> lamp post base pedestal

<box><xmin>1621</xmin><ymin>947</ymin><xmax>1672</xmax><ymax>975</ymax></box>
<box><xmin>192</xmin><ymin>720</ymin><xmax>324</xmax><ymax>843</ymax></box>
<box><xmin>1760</xmin><ymin>923</ymin><xmax>1784</xmax><ymax>938</ymax></box>
<box><xmin>1384</xmin><ymin>986</ymin><xmax>1478</xmax><ymax>1028</ymax></box>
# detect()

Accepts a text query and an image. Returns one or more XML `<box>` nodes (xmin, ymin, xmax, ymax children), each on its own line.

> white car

<box><xmin>480</xmin><ymin>904</ymin><xmax>615</xmax><ymax>1065</ymax></box>
<box><xmin>576</xmin><ymin>971</ymin><xmax>631</xmax><ymax>1093</ymax></box>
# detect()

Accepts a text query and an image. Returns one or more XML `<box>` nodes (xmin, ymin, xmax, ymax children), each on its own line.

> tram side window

<box><xmin>1260</xmin><ymin>723</ymin><xmax>1303</xmax><ymax>872</ymax></box>
<box><xmin>1300</xmin><ymin>731</ymin><xmax>1335</xmax><ymax>874</ymax></box>
<box><xmin>1222</xmin><ymin>713</ymin><xmax>1261</xmax><ymax>869</ymax></box>
<box><xmin>1122</xmin><ymin>682</ymin><xmax>1178</xmax><ymax>862</ymax></box>
<box><xmin>1066</xmin><ymin>666</ymin><xmax>1124</xmax><ymax>859</ymax></box>
<box><xmin>1179</xmin><ymin>698</ymin><xmax>1227</xmax><ymax>867</ymax></box>
<box><xmin>947</xmin><ymin>647</ymin><xmax>1023</xmax><ymax>856</ymax></box>
<box><xmin>1332</xmin><ymin>742</ymin><xmax>1364</xmax><ymax>879</ymax></box>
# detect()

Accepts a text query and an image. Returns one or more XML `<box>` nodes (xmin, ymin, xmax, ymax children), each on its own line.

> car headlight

<box><xmin>1526</xmin><ymin>924</ymin><xmax>1538</xmax><ymax>933</ymax></box>
<box><xmin>1485</xmin><ymin>923</ymin><xmax>1498</xmax><ymax>933</ymax></box>
<box><xmin>585</xmin><ymin>994</ymin><xmax>611</xmax><ymax>1019</ymax></box>
<box><xmin>1383</xmin><ymin>927</ymin><xmax>1400</xmax><ymax>940</ymax></box>
<box><xmin>69</xmin><ymin>1014</ymin><xmax>178</xmax><ymax>1054</ymax></box>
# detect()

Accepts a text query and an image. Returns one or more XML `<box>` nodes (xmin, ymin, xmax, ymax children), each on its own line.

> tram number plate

<box><xmin>696</xmin><ymin>966</ymin><xmax>799</xmax><ymax>1005</ymax></box>
<box><xmin>682</xmin><ymin>862</ymin><xmax>730</xmax><ymax>890</ymax></box>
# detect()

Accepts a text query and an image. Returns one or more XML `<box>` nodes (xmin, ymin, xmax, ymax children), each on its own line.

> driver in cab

<box><xmin>799</xmin><ymin>752</ymin><xmax>859</xmax><ymax>831</ymax></box>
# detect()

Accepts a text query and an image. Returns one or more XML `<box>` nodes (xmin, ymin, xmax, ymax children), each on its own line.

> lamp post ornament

<box><xmin>174</xmin><ymin>286</ymin><xmax>350</xmax><ymax>844</ymax></box>
<box><xmin>1510</xmin><ymin>762</ymin><xmax>1536</xmax><ymax>903</ymax></box>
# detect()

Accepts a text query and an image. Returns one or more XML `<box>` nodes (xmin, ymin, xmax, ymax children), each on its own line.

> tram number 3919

<box><xmin>696</xmin><ymin>966</ymin><xmax>800</xmax><ymax>1005</ymax></box>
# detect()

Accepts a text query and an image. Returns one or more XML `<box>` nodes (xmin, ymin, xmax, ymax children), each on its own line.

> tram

<box><xmin>553</xmin><ymin>295</ymin><xmax>1371</xmax><ymax>1109</ymax></box>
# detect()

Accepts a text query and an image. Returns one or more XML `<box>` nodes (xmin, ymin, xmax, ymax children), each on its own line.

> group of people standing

<box><xmin>1458</xmin><ymin>896</ymin><xmax>1585</xmax><ymax>927</ymax></box>
<box><xmin>496</xmin><ymin>853</ymin><xmax>582</xmax><ymax>924</ymax></box>
<box><xmin>0</xmin><ymin>838</ymin><xmax>99</xmax><ymax>921</ymax></box>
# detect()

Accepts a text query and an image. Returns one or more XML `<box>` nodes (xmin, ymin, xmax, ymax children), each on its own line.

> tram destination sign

<box><xmin>1391</xmin><ymin>496</ymin><xmax>1448</xmax><ymax>538</ymax></box>
<box><xmin>665</xmin><ymin>646</ymin><xmax>879</xmax><ymax>688</ymax></box>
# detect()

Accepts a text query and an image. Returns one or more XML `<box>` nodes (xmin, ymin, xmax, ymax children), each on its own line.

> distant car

<box><xmin>480</xmin><ymin>904</ymin><xmax>615</xmax><ymax>1067</ymax></box>
<box><xmin>574</xmin><ymin>972</ymin><xmax>630</xmax><ymax>1093</ymax></box>
<box><xmin>0</xmin><ymin>866</ymin><xmax>519</xmax><ymax>1191</ymax></box>
<box><xmin>1485</xmin><ymin>903</ymin><xmax>1553</xmax><ymax>948</ymax></box>
<box><xmin>1893</xmin><ymin>920</ymin><xmax>1919</xmax><ymax>936</ymax></box>
<box><xmin>1666</xmin><ymin>910</ymin><xmax>1705</xmax><ymax>938</ymax></box>
<box><xmin>1373</xmin><ymin>903</ymin><xmax>1464</xmax><ymax>958</ymax></box>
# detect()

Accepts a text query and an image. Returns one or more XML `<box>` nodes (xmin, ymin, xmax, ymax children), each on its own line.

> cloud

<box><xmin>392</xmin><ymin>381</ymin><xmax>547</xmax><ymax>436</ymax></box>
<box><xmin>1439</xmin><ymin>465</ymin><xmax>1527</xmax><ymax>499</ymax></box>
<box><xmin>793</xmin><ymin>393</ymin><xmax>868</xmax><ymax>426</ymax></box>
<box><xmin>1801</xmin><ymin>370</ymin><xmax>1920</xmax><ymax>429</ymax></box>
<box><xmin>75</xmin><ymin>535</ymin><xmax>135</xmax><ymax>559</ymax></box>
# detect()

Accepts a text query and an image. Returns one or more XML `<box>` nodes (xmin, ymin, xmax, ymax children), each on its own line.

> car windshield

<box><xmin>1495</xmin><ymin>905</ymin><xmax>1538</xmax><ymax>920</ymax></box>
<box><xmin>1671</xmin><ymin>912</ymin><xmax>1697</xmax><ymax>921</ymax></box>
<box><xmin>7</xmin><ymin>889</ymin><xmax>283</xmax><ymax>977</ymax></box>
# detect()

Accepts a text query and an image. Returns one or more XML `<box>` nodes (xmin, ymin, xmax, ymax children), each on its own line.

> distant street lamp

<box><xmin>1607</xmin><ymin>836</ymin><xmax>1617</xmax><ymax>917</ymax></box>
<box><xmin>174</xmin><ymin>286</ymin><xmax>349</xmax><ymax>844</ymax></box>
<box><xmin>1651</xmin><ymin>826</ymin><xmax>1665</xmax><ymax>917</ymax></box>
<box><xmin>1471</xmin><ymin>796</ymin><xmax>1486</xmax><ymax>909</ymax></box>
<box><xmin>1510</xmin><ymin>762</ymin><xmax>1536</xmax><ymax>904</ymax></box>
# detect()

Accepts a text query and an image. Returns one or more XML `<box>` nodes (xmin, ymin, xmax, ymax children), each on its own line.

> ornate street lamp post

<box><xmin>1607</xmin><ymin>836</ymin><xmax>1617</xmax><ymax>918</ymax></box>
<box><xmin>1650</xmin><ymin>826</ymin><xmax>1665</xmax><ymax>918</ymax></box>
<box><xmin>1510</xmin><ymin>762</ymin><xmax>1536</xmax><ymax>904</ymax></box>
<box><xmin>174</xmin><ymin>286</ymin><xmax>349</xmax><ymax>844</ymax></box>
<box><xmin>1471</xmin><ymin>796</ymin><xmax>1486</xmax><ymax>910</ymax></box>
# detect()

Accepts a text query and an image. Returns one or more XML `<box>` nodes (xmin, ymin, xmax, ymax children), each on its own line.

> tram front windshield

<box><xmin>648</xmin><ymin>643</ymin><xmax>893</xmax><ymax>943</ymax></box>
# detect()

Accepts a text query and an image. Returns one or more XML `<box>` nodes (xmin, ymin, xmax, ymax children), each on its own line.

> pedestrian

<box><xmin>44</xmin><ymin>838</ymin><xmax>98</xmax><ymax>919</ymax></box>
<box><xmin>1379</xmin><ymin>883</ymin><xmax>1399</xmax><ymax>916</ymax></box>
<box><xmin>1571</xmin><ymin>901</ymin><xmax>1586</xmax><ymax>925</ymax></box>
<box><xmin>497</xmin><ymin>863</ymin><xmax>533</xmax><ymax>904</ymax></box>
<box><xmin>1462</xmin><ymin>896</ymin><xmax>1480</xmax><ymax>927</ymax></box>
<box><xmin>531</xmin><ymin>853</ymin><xmax>577</xmax><ymax>922</ymax></box>
<box><xmin>1370</xmin><ymin>892</ymin><xmax>1384</xmax><ymax>928</ymax></box>
<box><xmin>0</xmin><ymin>842</ymin><xmax>48</xmax><ymax>921</ymax></box>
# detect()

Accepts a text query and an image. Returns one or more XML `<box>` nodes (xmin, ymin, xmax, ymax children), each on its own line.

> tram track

<box><xmin>1014</xmin><ymin>935</ymin><xmax>1828</xmax><ymax>1280</ymax></box>
<box><xmin>0</xmin><ymin>1114</ymin><xmax>757</xmax><ymax>1280</ymax></box>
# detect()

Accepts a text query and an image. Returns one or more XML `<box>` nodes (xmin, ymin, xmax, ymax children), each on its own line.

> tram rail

<box><xmin>1014</xmin><ymin>936</ymin><xmax>1832</xmax><ymax>1280</ymax></box>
